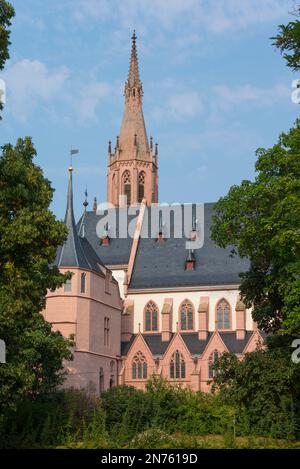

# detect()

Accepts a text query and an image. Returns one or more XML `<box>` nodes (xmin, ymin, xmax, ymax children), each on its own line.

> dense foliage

<box><xmin>0</xmin><ymin>138</ymin><xmax>72</xmax><ymax>411</ymax></box>
<box><xmin>272</xmin><ymin>5</ymin><xmax>300</xmax><ymax>71</ymax></box>
<box><xmin>0</xmin><ymin>376</ymin><xmax>299</xmax><ymax>449</ymax></box>
<box><xmin>211</xmin><ymin>121</ymin><xmax>300</xmax><ymax>335</ymax></box>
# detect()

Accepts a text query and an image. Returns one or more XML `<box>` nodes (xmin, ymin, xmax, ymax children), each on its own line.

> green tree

<box><xmin>213</xmin><ymin>346</ymin><xmax>300</xmax><ymax>439</ymax></box>
<box><xmin>0</xmin><ymin>137</ymin><xmax>72</xmax><ymax>411</ymax></box>
<box><xmin>211</xmin><ymin>121</ymin><xmax>300</xmax><ymax>335</ymax></box>
<box><xmin>272</xmin><ymin>5</ymin><xmax>300</xmax><ymax>71</ymax></box>
<box><xmin>0</xmin><ymin>0</ymin><xmax>15</xmax><ymax>117</ymax></box>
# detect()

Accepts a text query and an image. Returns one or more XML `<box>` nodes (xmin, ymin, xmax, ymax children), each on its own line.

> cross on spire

<box><xmin>127</xmin><ymin>29</ymin><xmax>141</xmax><ymax>89</ymax></box>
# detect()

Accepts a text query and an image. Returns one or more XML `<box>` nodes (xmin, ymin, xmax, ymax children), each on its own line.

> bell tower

<box><xmin>107</xmin><ymin>31</ymin><xmax>158</xmax><ymax>206</ymax></box>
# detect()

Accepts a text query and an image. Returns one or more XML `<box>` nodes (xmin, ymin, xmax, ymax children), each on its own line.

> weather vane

<box><xmin>70</xmin><ymin>146</ymin><xmax>79</xmax><ymax>168</ymax></box>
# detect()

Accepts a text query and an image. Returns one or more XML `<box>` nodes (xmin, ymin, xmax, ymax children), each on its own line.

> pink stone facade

<box><xmin>43</xmin><ymin>267</ymin><xmax>122</xmax><ymax>394</ymax></box>
<box><xmin>119</xmin><ymin>295</ymin><xmax>264</xmax><ymax>393</ymax></box>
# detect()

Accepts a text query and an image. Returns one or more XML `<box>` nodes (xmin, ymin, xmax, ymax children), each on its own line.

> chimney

<box><xmin>236</xmin><ymin>296</ymin><xmax>246</xmax><ymax>340</ymax></box>
<box><xmin>185</xmin><ymin>249</ymin><xmax>196</xmax><ymax>270</ymax></box>
<box><xmin>157</xmin><ymin>210</ymin><xmax>164</xmax><ymax>241</ymax></box>
<box><xmin>101</xmin><ymin>222</ymin><xmax>110</xmax><ymax>246</ymax></box>
<box><xmin>161</xmin><ymin>298</ymin><xmax>173</xmax><ymax>342</ymax></box>
<box><xmin>93</xmin><ymin>197</ymin><xmax>97</xmax><ymax>212</ymax></box>
<box><xmin>198</xmin><ymin>297</ymin><xmax>209</xmax><ymax>340</ymax></box>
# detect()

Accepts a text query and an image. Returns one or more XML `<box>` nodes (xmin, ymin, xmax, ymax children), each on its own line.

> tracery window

<box><xmin>123</xmin><ymin>170</ymin><xmax>131</xmax><ymax>205</ymax></box>
<box><xmin>216</xmin><ymin>299</ymin><xmax>231</xmax><ymax>330</ymax></box>
<box><xmin>132</xmin><ymin>351</ymin><xmax>148</xmax><ymax>379</ymax></box>
<box><xmin>138</xmin><ymin>171</ymin><xmax>145</xmax><ymax>203</ymax></box>
<box><xmin>179</xmin><ymin>300</ymin><xmax>194</xmax><ymax>331</ymax></box>
<box><xmin>170</xmin><ymin>350</ymin><xmax>186</xmax><ymax>379</ymax></box>
<box><xmin>208</xmin><ymin>350</ymin><xmax>220</xmax><ymax>379</ymax></box>
<box><xmin>144</xmin><ymin>301</ymin><xmax>158</xmax><ymax>332</ymax></box>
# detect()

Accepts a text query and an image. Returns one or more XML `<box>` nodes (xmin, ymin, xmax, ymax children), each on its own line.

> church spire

<box><xmin>107</xmin><ymin>32</ymin><xmax>159</xmax><ymax>207</ymax></box>
<box><xmin>127</xmin><ymin>30</ymin><xmax>141</xmax><ymax>90</ymax></box>
<box><xmin>55</xmin><ymin>168</ymin><xmax>91</xmax><ymax>269</ymax></box>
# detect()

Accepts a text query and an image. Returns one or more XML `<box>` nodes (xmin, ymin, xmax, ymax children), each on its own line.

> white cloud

<box><xmin>152</xmin><ymin>91</ymin><xmax>203</xmax><ymax>121</ymax></box>
<box><xmin>3</xmin><ymin>59</ymin><xmax>69</xmax><ymax>121</ymax></box>
<box><xmin>2</xmin><ymin>58</ymin><xmax>114</xmax><ymax>124</ymax></box>
<box><xmin>212</xmin><ymin>83</ymin><xmax>291</xmax><ymax>110</ymax></box>
<box><xmin>71</xmin><ymin>0</ymin><xmax>291</xmax><ymax>33</ymax></box>
<box><xmin>75</xmin><ymin>81</ymin><xmax>112</xmax><ymax>121</ymax></box>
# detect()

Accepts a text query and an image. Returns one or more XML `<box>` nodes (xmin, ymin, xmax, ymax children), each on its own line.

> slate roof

<box><xmin>55</xmin><ymin>169</ymin><xmax>105</xmax><ymax>275</ymax></box>
<box><xmin>77</xmin><ymin>208</ymin><xmax>138</xmax><ymax>266</ymax></box>
<box><xmin>129</xmin><ymin>203</ymin><xmax>249</xmax><ymax>289</ymax></box>
<box><xmin>219</xmin><ymin>331</ymin><xmax>254</xmax><ymax>354</ymax></box>
<box><xmin>143</xmin><ymin>333</ymin><xmax>174</xmax><ymax>355</ymax></box>
<box><xmin>121</xmin><ymin>331</ymin><xmax>256</xmax><ymax>357</ymax></box>
<box><xmin>181</xmin><ymin>332</ymin><xmax>213</xmax><ymax>355</ymax></box>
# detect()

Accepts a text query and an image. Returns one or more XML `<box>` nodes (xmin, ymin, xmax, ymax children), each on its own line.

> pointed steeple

<box><xmin>107</xmin><ymin>32</ymin><xmax>159</xmax><ymax>206</ymax></box>
<box><xmin>118</xmin><ymin>31</ymin><xmax>149</xmax><ymax>161</ymax></box>
<box><xmin>55</xmin><ymin>168</ymin><xmax>104</xmax><ymax>272</ymax></box>
<box><xmin>127</xmin><ymin>30</ymin><xmax>141</xmax><ymax>89</ymax></box>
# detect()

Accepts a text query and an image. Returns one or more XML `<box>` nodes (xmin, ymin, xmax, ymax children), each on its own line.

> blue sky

<box><xmin>0</xmin><ymin>0</ymin><xmax>299</xmax><ymax>220</ymax></box>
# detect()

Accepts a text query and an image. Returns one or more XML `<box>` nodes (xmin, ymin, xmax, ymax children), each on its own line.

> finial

<box><xmin>83</xmin><ymin>187</ymin><xmax>88</xmax><ymax>210</ymax></box>
<box><xmin>116</xmin><ymin>136</ymin><xmax>119</xmax><ymax>148</ymax></box>
<box><xmin>93</xmin><ymin>197</ymin><xmax>97</xmax><ymax>212</ymax></box>
<box><xmin>108</xmin><ymin>141</ymin><xmax>111</xmax><ymax>154</ymax></box>
<box><xmin>132</xmin><ymin>30</ymin><xmax>137</xmax><ymax>43</ymax></box>
<box><xmin>134</xmin><ymin>133</ymin><xmax>137</xmax><ymax>146</ymax></box>
<box><xmin>155</xmin><ymin>143</ymin><xmax>158</xmax><ymax>156</ymax></box>
<box><xmin>150</xmin><ymin>136</ymin><xmax>153</xmax><ymax>150</ymax></box>
<box><xmin>138</xmin><ymin>322</ymin><xmax>141</xmax><ymax>333</ymax></box>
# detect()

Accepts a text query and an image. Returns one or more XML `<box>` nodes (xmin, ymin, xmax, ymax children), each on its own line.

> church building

<box><xmin>43</xmin><ymin>32</ymin><xmax>264</xmax><ymax>394</ymax></box>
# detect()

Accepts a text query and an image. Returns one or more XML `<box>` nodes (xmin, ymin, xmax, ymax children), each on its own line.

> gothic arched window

<box><xmin>216</xmin><ymin>299</ymin><xmax>231</xmax><ymax>330</ymax></box>
<box><xmin>122</xmin><ymin>170</ymin><xmax>131</xmax><ymax>205</ymax></box>
<box><xmin>179</xmin><ymin>300</ymin><xmax>194</xmax><ymax>331</ymax></box>
<box><xmin>138</xmin><ymin>171</ymin><xmax>145</xmax><ymax>203</ymax></box>
<box><xmin>80</xmin><ymin>272</ymin><xmax>86</xmax><ymax>293</ymax></box>
<box><xmin>208</xmin><ymin>350</ymin><xmax>220</xmax><ymax>379</ymax></box>
<box><xmin>132</xmin><ymin>351</ymin><xmax>148</xmax><ymax>379</ymax></box>
<box><xmin>170</xmin><ymin>350</ymin><xmax>186</xmax><ymax>379</ymax></box>
<box><xmin>144</xmin><ymin>301</ymin><xmax>158</xmax><ymax>332</ymax></box>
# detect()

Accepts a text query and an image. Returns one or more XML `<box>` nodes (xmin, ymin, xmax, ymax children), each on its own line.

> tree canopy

<box><xmin>272</xmin><ymin>5</ymin><xmax>300</xmax><ymax>71</ymax></box>
<box><xmin>0</xmin><ymin>137</ymin><xmax>72</xmax><ymax>410</ymax></box>
<box><xmin>211</xmin><ymin>121</ymin><xmax>300</xmax><ymax>335</ymax></box>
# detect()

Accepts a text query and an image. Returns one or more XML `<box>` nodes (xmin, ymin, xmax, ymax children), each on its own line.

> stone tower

<box><xmin>107</xmin><ymin>31</ymin><xmax>158</xmax><ymax>207</ymax></box>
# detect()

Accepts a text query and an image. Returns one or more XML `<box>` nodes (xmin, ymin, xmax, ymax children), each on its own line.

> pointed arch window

<box><xmin>179</xmin><ymin>300</ymin><xmax>194</xmax><ymax>331</ymax></box>
<box><xmin>216</xmin><ymin>299</ymin><xmax>231</xmax><ymax>330</ymax></box>
<box><xmin>122</xmin><ymin>170</ymin><xmax>131</xmax><ymax>206</ymax></box>
<box><xmin>132</xmin><ymin>351</ymin><xmax>148</xmax><ymax>379</ymax></box>
<box><xmin>170</xmin><ymin>350</ymin><xmax>186</xmax><ymax>379</ymax></box>
<box><xmin>208</xmin><ymin>350</ymin><xmax>220</xmax><ymax>379</ymax></box>
<box><xmin>144</xmin><ymin>300</ymin><xmax>158</xmax><ymax>332</ymax></box>
<box><xmin>80</xmin><ymin>272</ymin><xmax>86</xmax><ymax>293</ymax></box>
<box><xmin>138</xmin><ymin>171</ymin><xmax>145</xmax><ymax>203</ymax></box>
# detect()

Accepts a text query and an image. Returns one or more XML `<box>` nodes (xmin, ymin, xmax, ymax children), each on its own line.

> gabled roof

<box><xmin>129</xmin><ymin>203</ymin><xmax>249</xmax><ymax>289</ymax></box>
<box><xmin>143</xmin><ymin>333</ymin><xmax>174</xmax><ymax>355</ymax></box>
<box><xmin>77</xmin><ymin>208</ymin><xmax>138</xmax><ymax>266</ymax></box>
<box><xmin>55</xmin><ymin>168</ymin><xmax>105</xmax><ymax>275</ymax></box>
<box><xmin>219</xmin><ymin>331</ymin><xmax>254</xmax><ymax>354</ymax></box>
<box><xmin>121</xmin><ymin>331</ymin><xmax>257</xmax><ymax>357</ymax></box>
<box><xmin>181</xmin><ymin>332</ymin><xmax>213</xmax><ymax>355</ymax></box>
